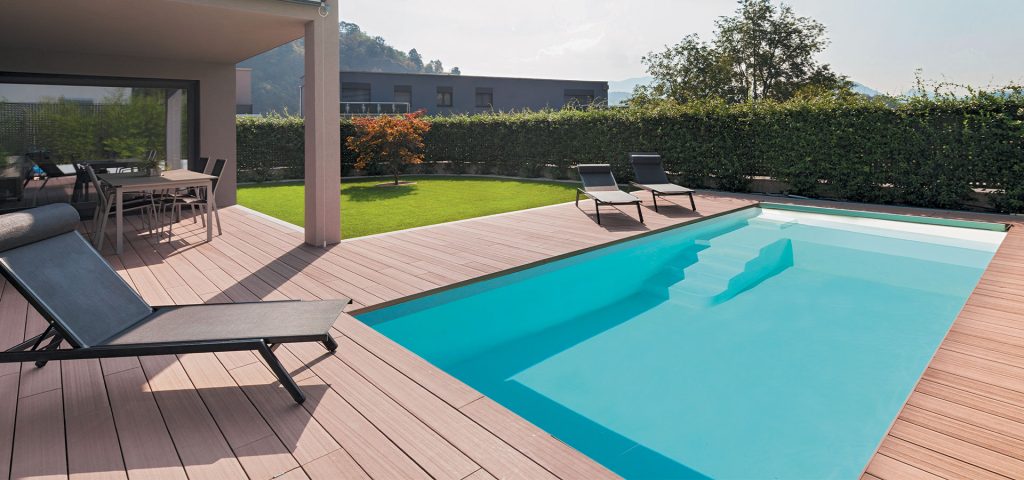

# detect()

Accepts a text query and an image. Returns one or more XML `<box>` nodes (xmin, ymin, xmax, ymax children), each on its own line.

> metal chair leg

<box><xmin>689</xmin><ymin>192</ymin><xmax>697</xmax><ymax>211</ymax></box>
<box><xmin>636</xmin><ymin>202</ymin><xmax>644</xmax><ymax>223</ymax></box>
<box><xmin>594</xmin><ymin>200</ymin><xmax>601</xmax><ymax>224</ymax></box>
<box><xmin>652</xmin><ymin>193</ymin><xmax>659</xmax><ymax>212</ymax></box>
<box><xmin>213</xmin><ymin>204</ymin><xmax>222</xmax><ymax>236</ymax></box>
<box><xmin>257</xmin><ymin>342</ymin><xmax>305</xmax><ymax>404</ymax></box>
<box><xmin>323</xmin><ymin>336</ymin><xmax>338</xmax><ymax>352</ymax></box>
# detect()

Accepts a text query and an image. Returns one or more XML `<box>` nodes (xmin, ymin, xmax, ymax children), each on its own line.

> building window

<box><xmin>475</xmin><ymin>88</ymin><xmax>493</xmax><ymax>108</ymax></box>
<box><xmin>341</xmin><ymin>82</ymin><xmax>371</xmax><ymax>102</ymax></box>
<box><xmin>437</xmin><ymin>87</ymin><xmax>453</xmax><ymax>107</ymax></box>
<box><xmin>563</xmin><ymin>89</ymin><xmax>595</xmax><ymax>106</ymax></box>
<box><xmin>394</xmin><ymin>85</ymin><xmax>412</xmax><ymax>104</ymax></box>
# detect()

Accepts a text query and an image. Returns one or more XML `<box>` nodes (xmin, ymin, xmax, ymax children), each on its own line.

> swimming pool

<box><xmin>359</xmin><ymin>204</ymin><xmax>1006</xmax><ymax>479</ymax></box>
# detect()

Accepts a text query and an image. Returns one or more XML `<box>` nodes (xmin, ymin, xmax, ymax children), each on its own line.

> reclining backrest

<box><xmin>0</xmin><ymin>204</ymin><xmax>152</xmax><ymax>347</ymax></box>
<box><xmin>577</xmin><ymin>164</ymin><xmax>619</xmax><ymax>192</ymax></box>
<box><xmin>629</xmin><ymin>153</ymin><xmax>671</xmax><ymax>185</ymax></box>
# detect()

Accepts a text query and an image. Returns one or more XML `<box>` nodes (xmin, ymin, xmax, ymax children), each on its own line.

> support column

<box><xmin>303</xmin><ymin>0</ymin><xmax>341</xmax><ymax>246</ymax></box>
<box><xmin>165</xmin><ymin>89</ymin><xmax>183</xmax><ymax>170</ymax></box>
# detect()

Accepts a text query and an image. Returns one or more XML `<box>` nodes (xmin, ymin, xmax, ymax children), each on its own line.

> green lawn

<box><xmin>237</xmin><ymin>176</ymin><xmax>579</xmax><ymax>238</ymax></box>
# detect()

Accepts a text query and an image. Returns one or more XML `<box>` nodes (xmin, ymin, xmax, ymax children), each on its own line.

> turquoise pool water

<box><xmin>359</xmin><ymin>206</ymin><xmax>1005</xmax><ymax>479</ymax></box>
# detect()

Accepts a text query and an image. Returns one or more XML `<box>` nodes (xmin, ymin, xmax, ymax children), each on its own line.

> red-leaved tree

<box><xmin>346</xmin><ymin>111</ymin><xmax>431</xmax><ymax>185</ymax></box>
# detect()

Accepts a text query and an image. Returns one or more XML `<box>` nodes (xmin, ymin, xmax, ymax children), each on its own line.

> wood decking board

<box><xmin>2</xmin><ymin>191</ymin><xmax>1023</xmax><ymax>479</ymax></box>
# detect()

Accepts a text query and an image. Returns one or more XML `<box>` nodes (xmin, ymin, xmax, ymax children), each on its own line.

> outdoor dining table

<box><xmin>98</xmin><ymin>169</ymin><xmax>217</xmax><ymax>255</ymax></box>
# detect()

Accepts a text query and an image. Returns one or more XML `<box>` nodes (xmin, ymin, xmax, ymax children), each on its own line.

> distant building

<box><xmin>338</xmin><ymin>71</ymin><xmax>608</xmax><ymax>116</ymax></box>
<box><xmin>235</xmin><ymin>67</ymin><xmax>253</xmax><ymax>114</ymax></box>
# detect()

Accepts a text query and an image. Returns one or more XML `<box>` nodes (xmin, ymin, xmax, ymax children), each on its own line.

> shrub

<box><xmin>346</xmin><ymin>111</ymin><xmax>430</xmax><ymax>185</ymax></box>
<box><xmin>235</xmin><ymin>95</ymin><xmax>1024</xmax><ymax>213</ymax></box>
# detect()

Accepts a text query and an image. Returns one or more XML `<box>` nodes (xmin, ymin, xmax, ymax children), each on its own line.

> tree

<box><xmin>638</xmin><ymin>0</ymin><xmax>848</xmax><ymax>104</ymax></box>
<box><xmin>240</xmin><ymin>22</ymin><xmax>450</xmax><ymax>113</ymax></box>
<box><xmin>425</xmin><ymin>60</ymin><xmax>444</xmax><ymax>74</ymax></box>
<box><xmin>346</xmin><ymin>111</ymin><xmax>431</xmax><ymax>185</ymax></box>
<box><xmin>450</xmin><ymin>67</ymin><xmax>461</xmax><ymax>75</ymax></box>
<box><xmin>408</xmin><ymin>48</ymin><xmax>424</xmax><ymax>71</ymax></box>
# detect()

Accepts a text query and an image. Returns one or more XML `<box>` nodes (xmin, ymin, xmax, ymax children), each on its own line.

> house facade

<box><xmin>1</xmin><ymin>0</ymin><xmax>342</xmax><ymax>245</ymax></box>
<box><xmin>339</xmin><ymin>71</ymin><xmax>609</xmax><ymax>115</ymax></box>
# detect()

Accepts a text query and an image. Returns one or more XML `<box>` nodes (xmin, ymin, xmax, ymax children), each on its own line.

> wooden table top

<box><xmin>98</xmin><ymin>169</ymin><xmax>216</xmax><ymax>188</ymax></box>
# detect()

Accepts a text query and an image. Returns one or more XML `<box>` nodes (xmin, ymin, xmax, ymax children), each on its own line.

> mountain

<box><xmin>607</xmin><ymin>76</ymin><xmax>653</xmax><ymax>106</ymax></box>
<box><xmin>608</xmin><ymin>76</ymin><xmax>654</xmax><ymax>93</ymax></box>
<box><xmin>239</xmin><ymin>22</ymin><xmax>455</xmax><ymax>114</ymax></box>
<box><xmin>851</xmin><ymin>82</ymin><xmax>881</xmax><ymax>97</ymax></box>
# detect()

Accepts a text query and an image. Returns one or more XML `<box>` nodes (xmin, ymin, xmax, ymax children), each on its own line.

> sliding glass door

<box><xmin>0</xmin><ymin>73</ymin><xmax>197</xmax><ymax>214</ymax></box>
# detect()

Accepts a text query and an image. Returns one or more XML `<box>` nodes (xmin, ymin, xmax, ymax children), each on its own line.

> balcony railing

<box><xmin>340</xmin><ymin>102</ymin><xmax>411</xmax><ymax>117</ymax></box>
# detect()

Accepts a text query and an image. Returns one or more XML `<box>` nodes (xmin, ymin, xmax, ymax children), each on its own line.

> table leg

<box><xmin>115</xmin><ymin>187</ymin><xmax>124</xmax><ymax>255</ymax></box>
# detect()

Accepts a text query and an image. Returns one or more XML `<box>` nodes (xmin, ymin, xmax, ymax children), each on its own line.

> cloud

<box><xmin>537</xmin><ymin>31</ymin><xmax>606</xmax><ymax>58</ymax></box>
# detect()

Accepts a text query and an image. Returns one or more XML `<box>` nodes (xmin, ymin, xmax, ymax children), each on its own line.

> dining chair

<box><xmin>166</xmin><ymin>158</ymin><xmax>224</xmax><ymax>235</ymax></box>
<box><xmin>85</xmin><ymin>165</ymin><xmax>159</xmax><ymax>251</ymax></box>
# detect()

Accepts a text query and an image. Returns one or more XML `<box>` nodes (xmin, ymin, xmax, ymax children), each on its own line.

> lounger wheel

<box><xmin>323</xmin><ymin>336</ymin><xmax>338</xmax><ymax>352</ymax></box>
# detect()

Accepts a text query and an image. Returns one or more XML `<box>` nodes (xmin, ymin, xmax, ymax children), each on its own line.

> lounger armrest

<box><xmin>149</xmin><ymin>298</ymin><xmax>352</xmax><ymax>311</ymax></box>
<box><xmin>149</xmin><ymin>299</ymin><xmax>304</xmax><ymax>310</ymax></box>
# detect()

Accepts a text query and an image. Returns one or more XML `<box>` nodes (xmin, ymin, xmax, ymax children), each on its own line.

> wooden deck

<box><xmin>0</xmin><ymin>191</ymin><xmax>1021</xmax><ymax>479</ymax></box>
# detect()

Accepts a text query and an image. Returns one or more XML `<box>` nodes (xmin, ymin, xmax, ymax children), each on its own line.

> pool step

<box><xmin>666</xmin><ymin>227</ymin><xmax>794</xmax><ymax>307</ymax></box>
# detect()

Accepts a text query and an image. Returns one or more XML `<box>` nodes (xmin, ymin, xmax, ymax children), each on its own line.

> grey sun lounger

<box><xmin>0</xmin><ymin>203</ymin><xmax>349</xmax><ymax>404</ymax></box>
<box><xmin>575</xmin><ymin>164</ymin><xmax>643</xmax><ymax>224</ymax></box>
<box><xmin>628</xmin><ymin>153</ymin><xmax>697</xmax><ymax>212</ymax></box>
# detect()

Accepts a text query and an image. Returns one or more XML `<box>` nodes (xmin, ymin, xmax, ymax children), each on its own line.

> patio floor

<box><xmin>0</xmin><ymin>191</ymin><xmax>1021</xmax><ymax>479</ymax></box>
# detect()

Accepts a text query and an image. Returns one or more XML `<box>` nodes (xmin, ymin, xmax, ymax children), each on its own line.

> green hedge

<box><xmin>236</xmin><ymin>96</ymin><xmax>1024</xmax><ymax>213</ymax></box>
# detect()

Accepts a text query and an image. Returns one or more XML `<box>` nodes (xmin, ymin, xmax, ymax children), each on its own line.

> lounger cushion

<box><xmin>0</xmin><ymin>203</ymin><xmax>80</xmax><ymax>252</ymax></box>
<box><xmin>586</xmin><ymin>190</ymin><xmax>641</xmax><ymax>204</ymax></box>
<box><xmin>634</xmin><ymin>183</ymin><xmax>694</xmax><ymax>194</ymax></box>
<box><xmin>102</xmin><ymin>299</ymin><xmax>349</xmax><ymax>345</ymax></box>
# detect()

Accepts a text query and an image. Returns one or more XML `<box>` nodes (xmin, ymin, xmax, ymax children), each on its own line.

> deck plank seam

<box><xmin>324</xmin><ymin>335</ymin><xmax>563</xmax><ymax>479</ymax></box>
<box><xmin>887</xmin><ymin>421</ymin><xmax>1018</xmax><ymax>478</ymax></box>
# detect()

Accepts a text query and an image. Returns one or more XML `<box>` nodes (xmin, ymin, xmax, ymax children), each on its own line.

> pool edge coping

<box><xmin>761</xmin><ymin>202</ymin><xmax>1011</xmax><ymax>232</ymax></box>
<box><xmin>348</xmin><ymin>203</ymin><xmax>760</xmax><ymax>316</ymax></box>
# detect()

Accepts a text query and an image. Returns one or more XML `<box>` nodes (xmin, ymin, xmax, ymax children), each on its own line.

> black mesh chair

<box><xmin>190</xmin><ymin>157</ymin><xmax>210</xmax><ymax>174</ymax></box>
<box><xmin>628</xmin><ymin>153</ymin><xmax>696</xmax><ymax>212</ymax></box>
<box><xmin>0</xmin><ymin>204</ymin><xmax>349</xmax><ymax>404</ymax></box>
<box><xmin>168</xmin><ymin>158</ymin><xmax>223</xmax><ymax>234</ymax></box>
<box><xmin>575</xmin><ymin>164</ymin><xmax>643</xmax><ymax>225</ymax></box>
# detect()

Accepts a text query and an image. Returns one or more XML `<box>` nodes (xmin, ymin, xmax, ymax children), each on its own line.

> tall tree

<box><xmin>637</xmin><ymin>0</ymin><xmax>847</xmax><ymax>104</ymax></box>
<box><xmin>408</xmin><ymin>48</ymin><xmax>424</xmax><ymax>71</ymax></box>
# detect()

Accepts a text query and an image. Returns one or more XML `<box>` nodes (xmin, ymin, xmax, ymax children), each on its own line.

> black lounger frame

<box><xmin>0</xmin><ymin>266</ymin><xmax>344</xmax><ymax>404</ymax></box>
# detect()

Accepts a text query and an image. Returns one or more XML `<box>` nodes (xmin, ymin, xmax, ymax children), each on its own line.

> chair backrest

<box><xmin>191</xmin><ymin>157</ymin><xmax>210</xmax><ymax>174</ymax></box>
<box><xmin>577</xmin><ymin>164</ymin><xmax>620</xmax><ymax>192</ymax></box>
<box><xmin>629</xmin><ymin>153</ymin><xmax>671</xmax><ymax>185</ymax></box>
<box><xmin>83</xmin><ymin>164</ymin><xmax>107</xmax><ymax>205</ymax></box>
<box><xmin>0</xmin><ymin>204</ymin><xmax>152</xmax><ymax>347</ymax></box>
<box><xmin>209</xmin><ymin>158</ymin><xmax>226</xmax><ymax>196</ymax></box>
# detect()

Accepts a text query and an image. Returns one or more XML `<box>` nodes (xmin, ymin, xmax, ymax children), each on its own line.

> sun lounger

<box><xmin>0</xmin><ymin>203</ymin><xmax>348</xmax><ymax>404</ymax></box>
<box><xmin>575</xmin><ymin>164</ymin><xmax>643</xmax><ymax>224</ymax></box>
<box><xmin>628</xmin><ymin>153</ymin><xmax>696</xmax><ymax>212</ymax></box>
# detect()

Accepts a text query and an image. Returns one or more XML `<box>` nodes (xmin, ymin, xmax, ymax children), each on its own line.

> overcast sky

<box><xmin>341</xmin><ymin>0</ymin><xmax>1023</xmax><ymax>94</ymax></box>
